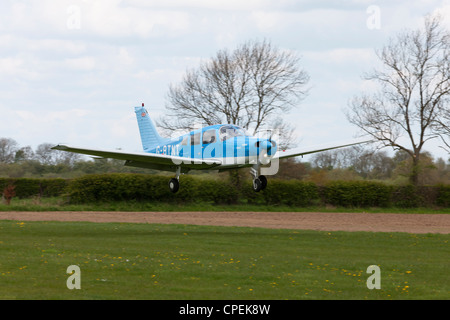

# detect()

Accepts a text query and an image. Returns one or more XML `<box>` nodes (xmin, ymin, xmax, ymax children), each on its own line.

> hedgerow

<box><xmin>1</xmin><ymin>174</ymin><xmax>449</xmax><ymax>208</ymax></box>
<box><xmin>0</xmin><ymin>178</ymin><xmax>68</xmax><ymax>199</ymax></box>
<box><xmin>66</xmin><ymin>173</ymin><xmax>239</xmax><ymax>205</ymax></box>
<box><xmin>321</xmin><ymin>181</ymin><xmax>391</xmax><ymax>207</ymax></box>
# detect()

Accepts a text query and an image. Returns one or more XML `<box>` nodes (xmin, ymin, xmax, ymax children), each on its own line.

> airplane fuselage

<box><xmin>146</xmin><ymin>124</ymin><xmax>277</xmax><ymax>169</ymax></box>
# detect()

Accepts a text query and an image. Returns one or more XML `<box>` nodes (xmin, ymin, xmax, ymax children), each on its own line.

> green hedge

<box><xmin>389</xmin><ymin>185</ymin><xmax>450</xmax><ymax>208</ymax></box>
<box><xmin>436</xmin><ymin>185</ymin><xmax>450</xmax><ymax>207</ymax></box>
<box><xmin>1</xmin><ymin>174</ymin><xmax>449</xmax><ymax>208</ymax></box>
<box><xmin>65</xmin><ymin>174</ymin><xmax>449</xmax><ymax>208</ymax></box>
<box><xmin>321</xmin><ymin>181</ymin><xmax>391</xmax><ymax>207</ymax></box>
<box><xmin>0</xmin><ymin>178</ymin><xmax>68</xmax><ymax>199</ymax></box>
<box><xmin>66</xmin><ymin>174</ymin><xmax>318</xmax><ymax>206</ymax></box>
<box><xmin>263</xmin><ymin>180</ymin><xmax>318</xmax><ymax>206</ymax></box>
<box><xmin>66</xmin><ymin>173</ymin><xmax>239</xmax><ymax>205</ymax></box>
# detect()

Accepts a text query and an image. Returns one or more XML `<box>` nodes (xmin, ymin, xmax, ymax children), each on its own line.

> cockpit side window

<box><xmin>219</xmin><ymin>125</ymin><xmax>246</xmax><ymax>141</ymax></box>
<box><xmin>191</xmin><ymin>133</ymin><xmax>201</xmax><ymax>145</ymax></box>
<box><xmin>202</xmin><ymin>129</ymin><xmax>217</xmax><ymax>144</ymax></box>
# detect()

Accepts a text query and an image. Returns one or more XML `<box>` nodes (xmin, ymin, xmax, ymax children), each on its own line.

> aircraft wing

<box><xmin>273</xmin><ymin>140</ymin><xmax>373</xmax><ymax>160</ymax></box>
<box><xmin>51</xmin><ymin>145</ymin><xmax>222</xmax><ymax>172</ymax></box>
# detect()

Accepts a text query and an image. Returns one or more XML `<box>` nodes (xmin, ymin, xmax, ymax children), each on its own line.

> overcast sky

<box><xmin>1</xmin><ymin>0</ymin><xmax>449</xmax><ymax>161</ymax></box>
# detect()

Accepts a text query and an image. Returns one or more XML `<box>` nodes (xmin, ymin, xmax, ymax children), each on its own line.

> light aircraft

<box><xmin>52</xmin><ymin>104</ymin><xmax>370</xmax><ymax>193</ymax></box>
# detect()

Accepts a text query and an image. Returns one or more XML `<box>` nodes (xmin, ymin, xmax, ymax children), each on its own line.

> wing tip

<box><xmin>51</xmin><ymin>144</ymin><xmax>68</xmax><ymax>151</ymax></box>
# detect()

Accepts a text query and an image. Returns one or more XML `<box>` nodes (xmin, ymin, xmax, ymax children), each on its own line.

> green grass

<box><xmin>1</xmin><ymin>197</ymin><xmax>450</xmax><ymax>213</ymax></box>
<box><xmin>0</xmin><ymin>220</ymin><xmax>448</xmax><ymax>299</ymax></box>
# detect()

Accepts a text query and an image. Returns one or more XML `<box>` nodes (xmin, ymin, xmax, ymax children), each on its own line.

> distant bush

<box><xmin>2</xmin><ymin>184</ymin><xmax>15</xmax><ymax>205</ymax></box>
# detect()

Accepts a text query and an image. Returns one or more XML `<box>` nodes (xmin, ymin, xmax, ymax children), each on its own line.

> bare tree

<box><xmin>346</xmin><ymin>15</ymin><xmax>450</xmax><ymax>185</ymax></box>
<box><xmin>0</xmin><ymin>138</ymin><xmax>18</xmax><ymax>163</ymax></box>
<box><xmin>311</xmin><ymin>149</ymin><xmax>340</xmax><ymax>170</ymax></box>
<box><xmin>433</xmin><ymin>104</ymin><xmax>450</xmax><ymax>152</ymax></box>
<box><xmin>35</xmin><ymin>143</ymin><xmax>81</xmax><ymax>166</ymax></box>
<box><xmin>14</xmin><ymin>146</ymin><xmax>34</xmax><ymax>163</ymax></box>
<box><xmin>34</xmin><ymin>143</ymin><xmax>54</xmax><ymax>165</ymax></box>
<box><xmin>159</xmin><ymin>39</ymin><xmax>309</xmax><ymax>146</ymax></box>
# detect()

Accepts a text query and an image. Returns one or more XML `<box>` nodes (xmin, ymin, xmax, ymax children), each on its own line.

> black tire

<box><xmin>258</xmin><ymin>175</ymin><xmax>267</xmax><ymax>190</ymax></box>
<box><xmin>253</xmin><ymin>178</ymin><xmax>262</xmax><ymax>192</ymax></box>
<box><xmin>169</xmin><ymin>178</ymin><xmax>179</xmax><ymax>193</ymax></box>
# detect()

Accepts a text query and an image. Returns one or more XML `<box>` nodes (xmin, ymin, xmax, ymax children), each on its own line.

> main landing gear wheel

<box><xmin>169</xmin><ymin>178</ymin><xmax>179</xmax><ymax>193</ymax></box>
<box><xmin>253</xmin><ymin>175</ymin><xmax>267</xmax><ymax>192</ymax></box>
<box><xmin>253</xmin><ymin>178</ymin><xmax>262</xmax><ymax>192</ymax></box>
<box><xmin>250</xmin><ymin>166</ymin><xmax>267</xmax><ymax>192</ymax></box>
<box><xmin>253</xmin><ymin>176</ymin><xmax>267</xmax><ymax>192</ymax></box>
<box><xmin>259</xmin><ymin>175</ymin><xmax>267</xmax><ymax>190</ymax></box>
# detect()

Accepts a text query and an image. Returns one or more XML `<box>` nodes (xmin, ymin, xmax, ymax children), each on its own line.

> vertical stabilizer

<box><xmin>134</xmin><ymin>105</ymin><xmax>165</xmax><ymax>151</ymax></box>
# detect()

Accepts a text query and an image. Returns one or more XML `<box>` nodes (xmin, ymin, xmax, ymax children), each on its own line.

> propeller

<box><xmin>256</xmin><ymin>139</ymin><xmax>277</xmax><ymax>165</ymax></box>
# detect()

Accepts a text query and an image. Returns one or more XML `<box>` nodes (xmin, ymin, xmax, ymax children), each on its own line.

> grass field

<box><xmin>2</xmin><ymin>197</ymin><xmax>450</xmax><ymax>213</ymax></box>
<box><xmin>0</xmin><ymin>220</ymin><xmax>448</xmax><ymax>300</ymax></box>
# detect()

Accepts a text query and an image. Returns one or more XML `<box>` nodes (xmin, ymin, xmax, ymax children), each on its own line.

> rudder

<box><xmin>134</xmin><ymin>105</ymin><xmax>166</xmax><ymax>151</ymax></box>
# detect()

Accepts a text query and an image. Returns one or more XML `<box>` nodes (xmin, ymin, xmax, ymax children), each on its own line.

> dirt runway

<box><xmin>0</xmin><ymin>211</ymin><xmax>449</xmax><ymax>234</ymax></box>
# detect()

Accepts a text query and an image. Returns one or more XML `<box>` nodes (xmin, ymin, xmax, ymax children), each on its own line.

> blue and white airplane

<box><xmin>52</xmin><ymin>104</ymin><xmax>369</xmax><ymax>193</ymax></box>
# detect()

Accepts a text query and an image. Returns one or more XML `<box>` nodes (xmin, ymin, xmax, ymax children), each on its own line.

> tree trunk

<box><xmin>410</xmin><ymin>154</ymin><xmax>420</xmax><ymax>186</ymax></box>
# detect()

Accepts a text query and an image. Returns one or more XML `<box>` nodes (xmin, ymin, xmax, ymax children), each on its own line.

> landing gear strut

<box><xmin>169</xmin><ymin>167</ymin><xmax>181</xmax><ymax>193</ymax></box>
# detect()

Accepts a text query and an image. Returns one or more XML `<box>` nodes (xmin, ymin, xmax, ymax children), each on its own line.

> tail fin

<box><xmin>134</xmin><ymin>105</ymin><xmax>166</xmax><ymax>151</ymax></box>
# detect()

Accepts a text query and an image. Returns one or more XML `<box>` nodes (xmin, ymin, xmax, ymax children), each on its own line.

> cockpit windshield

<box><xmin>219</xmin><ymin>125</ymin><xmax>247</xmax><ymax>141</ymax></box>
